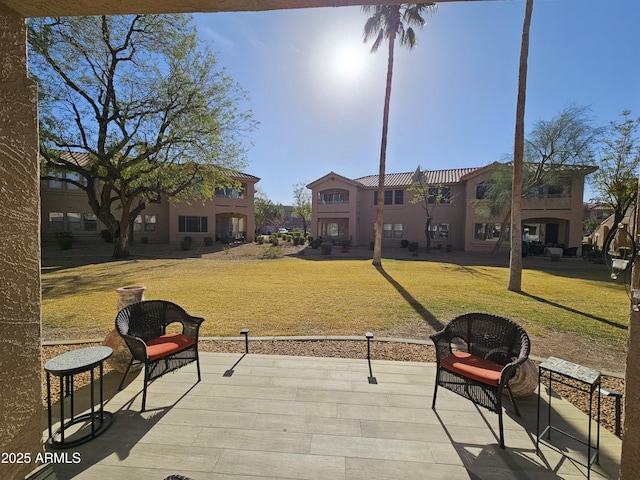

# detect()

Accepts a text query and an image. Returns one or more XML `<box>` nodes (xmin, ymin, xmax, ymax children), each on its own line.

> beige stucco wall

<box><xmin>0</xmin><ymin>7</ymin><xmax>43</xmax><ymax>480</ymax></box>
<box><xmin>168</xmin><ymin>180</ymin><xmax>257</xmax><ymax>244</ymax></box>
<box><xmin>310</xmin><ymin>175</ymin><xmax>360</xmax><ymax>243</ymax></box>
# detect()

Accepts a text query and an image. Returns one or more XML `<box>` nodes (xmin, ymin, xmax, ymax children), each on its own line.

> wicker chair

<box><xmin>116</xmin><ymin>300</ymin><xmax>205</xmax><ymax>411</ymax></box>
<box><xmin>430</xmin><ymin>312</ymin><xmax>531</xmax><ymax>448</ymax></box>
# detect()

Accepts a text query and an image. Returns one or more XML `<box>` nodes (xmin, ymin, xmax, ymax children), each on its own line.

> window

<box><xmin>47</xmin><ymin>177</ymin><xmax>63</xmax><ymax>189</ymax></box>
<box><xmin>216</xmin><ymin>186</ymin><xmax>244</xmax><ymax>199</ymax></box>
<box><xmin>374</xmin><ymin>189</ymin><xmax>404</xmax><ymax>205</ymax></box>
<box><xmin>320</xmin><ymin>221</ymin><xmax>347</xmax><ymax>238</ymax></box>
<box><xmin>476</xmin><ymin>181</ymin><xmax>492</xmax><ymax>200</ymax></box>
<box><xmin>83</xmin><ymin>213</ymin><xmax>97</xmax><ymax>231</ymax></box>
<box><xmin>49</xmin><ymin>212</ymin><xmax>64</xmax><ymax>231</ymax></box>
<box><xmin>321</xmin><ymin>191</ymin><xmax>349</xmax><ymax>204</ymax></box>
<box><xmin>66</xmin><ymin>171</ymin><xmax>81</xmax><ymax>190</ymax></box>
<box><xmin>474</xmin><ymin>223</ymin><xmax>505</xmax><ymax>241</ymax></box>
<box><xmin>427</xmin><ymin>186</ymin><xmax>451</xmax><ymax>204</ymax></box>
<box><xmin>179</xmin><ymin>215</ymin><xmax>208</xmax><ymax>233</ymax></box>
<box><xmin>144</xmin><ymin>215</ymin><xmax>157</xmax><ymax>232</ymax></box>
<box><xmin>428</xmin><ymin>223</ymin><xmax>450</xmax><ymax>239</ymax></box>
<box><xmin>67</xmin><ymin>212</ymin><xmax>81</xmax><ymax>231</ymax></box>
<box><xmin>374</xmin><ymin>223</ymin><xmax>403</xmax><ymax>238</ymax></box>
<box><xmin>135</xmin><ymin>215</ymin><xmax>158</xmax><ymax>232</ymax></box>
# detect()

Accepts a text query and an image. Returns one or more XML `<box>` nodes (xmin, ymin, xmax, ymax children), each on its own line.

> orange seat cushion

<box><xmin>146</xmin><ymin>333</ymin><xmax>195</xmax><ymax>362</ymax></box>
<box><xmin>440</xmin><ymin>351</ymin><xmax>503</xmax><ymax>387</ymax></box>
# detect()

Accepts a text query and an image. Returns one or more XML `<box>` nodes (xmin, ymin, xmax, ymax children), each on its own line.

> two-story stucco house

<box><xmin>41</xmin><ymin>164</ymin><xmax>260</xmax><ymax>246</ymax></box>
<box><xmin>307</xmin><ymin>163</ymin><xmax>596</xmax><ymax>254</ymax></box>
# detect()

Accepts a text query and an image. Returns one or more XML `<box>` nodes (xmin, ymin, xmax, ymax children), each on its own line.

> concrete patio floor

<box><xmin>32</xmin><ymin>352</ymin><xmax>621</xmax><ymax>479</ymax></box>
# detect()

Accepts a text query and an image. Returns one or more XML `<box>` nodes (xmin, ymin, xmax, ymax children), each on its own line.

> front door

<box><xmin>545</xmin><ymin>223</ymin><xmax>559</xmax><ymax>246</ymax></box>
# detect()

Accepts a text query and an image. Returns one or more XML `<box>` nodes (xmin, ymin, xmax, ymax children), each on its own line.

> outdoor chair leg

<box><xmin>431</xmin><ymin>375</ymin><xmax>439</xmax><ymax>409</ymax></box>
<box><xmin>141</xmin><ymin>367</ymin><xmax>149</xmax><ymax>412</ymax></box>
<box><xmin>506</xmin><ymin>384</ymin><xmax>521</xmax><ymax>417</ymax></box>
<box><xmin>118</xmin><ymin>358</ymin><xmax>134</xmax><ymax>391</ymax></box>
<box><xmin>498</xmin><ymin>409</ymin><xmax>505</xmax><ymax>449</ymax></box>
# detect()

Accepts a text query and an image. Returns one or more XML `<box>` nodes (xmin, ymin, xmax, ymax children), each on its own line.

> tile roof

<box><xmin>49</xmin><ymin>150</ymin><xmax>259</xmax><ymax>180</ymax></box>
<box><xmin>355</xmin><ymin>168</ymin><xmax>480</xmax><ymax>188</ymax></box>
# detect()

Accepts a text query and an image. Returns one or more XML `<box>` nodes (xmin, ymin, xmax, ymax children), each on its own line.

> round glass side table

<box><xmin>44</xmin><ymin>346</ymin><xmax>115</xmax><ymax>448</ymax></box>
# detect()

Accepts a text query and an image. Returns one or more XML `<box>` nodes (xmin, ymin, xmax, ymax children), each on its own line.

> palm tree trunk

<box><xmin>372</xmin><ymin>26</ymin><xmax>396</xmax><ymax>266</ymax></box>
<box><xmin>508</xmin><ymin>0</ymin><xmax>534</xmax><ymax>292</ymax></box>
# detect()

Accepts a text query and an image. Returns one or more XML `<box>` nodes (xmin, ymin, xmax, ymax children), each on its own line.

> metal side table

<box><xmin>536</xmin><ymin>356</ymin><xmax>601</xmax><ymax>479</ymax></box>
<box><xmin>45</xmin><ymin>346</ymin><xmax>115</xmax><ymax>448</ymax></box>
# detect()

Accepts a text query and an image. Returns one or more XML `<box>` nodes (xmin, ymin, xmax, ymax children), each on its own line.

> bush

<box><xmin>271</xmin><ymin>236</ymin><xmax>279</xmax><ymax>246</ymax></box>
<box><xmin>262</xmin><ymin>246</ymin><xmax>284</xmax><ymax>259</ymax></box>
<box><xmin>311</xmin><ymin>237</ymin><xmax>323</xmax><ymax>249</ymax></box>
<box><xmin>401</xmin><ymin>239</ymin><xmax>409</xmax><ymax>248</ymax></box>
<box><xmin>204</xmin><ymin>236</ymin><xmax>213</xmax><ymax>247</ymax></box>
<box><xmin>100</xmin><ymin>229</ymin><xmax>113</xmax><ymax>243</ymax></box>
<box><xmin>56</xmin><ymin>231</ymin><xmax>73</xmax><ymax>250</ymax></box>
<box><xmin>408</xmin><ymin>242</ymin><xmax>419</xmax><ymax>252</ymax></box>
<box><xmin>180</xmin><ymin>238</ymin><xmax>192</xmax><ymax>251</ymax></box>
<box><xmin>293</xmin><ymin>236</ymin><xmax>300</xmax><ymax>246</ymax></box>
<box><xmin>257</xmin><ymin>235</ymin><xmax>265</xmax><ymax>245</ymax></box>
<box><xmin>141</xmin><ymin>236</ymin><xmax>149</xmax><ymax>244</ymax></box>
<box><xmin>320</xmin><ymin>242</ymin><xmax>333</xmax><ymax>255</ymax></box>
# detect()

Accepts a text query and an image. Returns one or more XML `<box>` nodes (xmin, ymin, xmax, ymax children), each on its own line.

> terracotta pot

<box><xmin>102</xmin><ymin>285</ymin><xmax>146</xmax><ymax>373</ymax></box>
<box><xmin>507</xmin><ymin>358</ymin><xmax>538</xmax><ymax>397</ymax></box>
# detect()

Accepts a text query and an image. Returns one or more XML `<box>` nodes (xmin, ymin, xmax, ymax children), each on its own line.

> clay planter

<box><xmin>507</xmin><ymin>358</ymin><xmax>538</xmax><ymax>397</ymax></box>
<box><xmin>102</xmin><ymin>285</ymin><xmax>146</xmax><ymax>373</ymax></box>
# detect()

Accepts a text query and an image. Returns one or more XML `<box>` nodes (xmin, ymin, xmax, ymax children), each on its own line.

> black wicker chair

<box><xmin>116</xmin><ymin>300</ymin><xmax>205</xmax><ymax>411</ymax></box>
<box><xmin>430</xmin><ymin>312</ymin><xmax>531</xmax><ymax>448</ymax></box>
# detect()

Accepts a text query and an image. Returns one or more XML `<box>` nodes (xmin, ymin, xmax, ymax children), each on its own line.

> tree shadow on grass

<box><xmin>518</xmin><ymin>291</ymin><xmax>627</xmax><ymax>331</ymax></box>
<box><xmin>374</xmin><ymin>265</ymin><xmax>445</xmax><ymax>332</ymax></box>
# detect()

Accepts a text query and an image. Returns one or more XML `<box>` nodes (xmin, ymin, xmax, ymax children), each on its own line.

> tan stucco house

<box><xmin>41</xmin><ymin>166</ymin><xmax>260</xmax><ymax>246</ymax></box>
<box><xmin>308</xmin><ymin>163</ymin><xmax>596</xmax><ymax>254</ymax></box>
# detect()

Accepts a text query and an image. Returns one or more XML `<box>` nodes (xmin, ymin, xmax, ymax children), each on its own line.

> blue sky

<box><xmin>194</xmin><ymin>0</ymin><xmax>639</xmax><ymax>205</ymax></box>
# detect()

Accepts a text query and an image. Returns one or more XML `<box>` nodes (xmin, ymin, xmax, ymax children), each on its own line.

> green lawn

<box><xmin>41</xmin><ymin>255</ymin><xmax>629</xmax><ymax>350</ymax></box>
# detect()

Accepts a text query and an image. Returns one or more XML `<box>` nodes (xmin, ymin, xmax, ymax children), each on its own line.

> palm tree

<box><xmin>508</xmin><ymin>0</ymin><xmax>534</xmax><ymax>292</ymax></box>
<box><xmin>362</xmin><ymin>3</ymin><xmax>436</xmax><ymax>267</ymax></box>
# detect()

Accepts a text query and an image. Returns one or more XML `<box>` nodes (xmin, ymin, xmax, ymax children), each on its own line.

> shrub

<box><xmin>141</xmin><ymin>236</ymin><xmax>149</xmax><ymax>244</ymax></box>
<box><xmin>446</xmin><ymin>244</ymin><xmax>453</xmax><ymax>252</ymax></box>
<box><xmin>180</xmin><ymin>238</ymin><xmax>191</xmax><ymax>251</ymax></box>
<box><xmin>56</xmin><ymin>231</ymin><xmax>73</xmax><ymax>250</ymax></box>
<box><xmin>401</xmin><ymin>239</ymin><xmax>409</xmax><ymax>248</ymax></box>
<box><xmin>204</xmin><ymin>236</ymin><xmax>213</xmax><ymax>247</ymax></box>
<box><xmin>408</xmin><ymin>242</ymin><xmax>419</xmax><ymax>252</ymax></box>
<box><xmin>320</xmin><ymin>242</ymin><xmax>333</xmax><ymax>255</ymax></box>
<box><xmin>257</xmin><ymin>235</ymin><xmax>265</xmax><ymax>245</ymax></box>
<box><xmin>271</xmin><ymin>236</ymin><xmax>279</xmax><ymax>246</ymax></box>
<box><xmin>293</xmin><ymin>236</ymin><xmax>300</xmax><ymax>246</ymax></box>
<box><xmin>311</xmin><ymin>237</ymin><xmax>323</xmax><ymax>249</ymax></box>
<box><xmin>262</xmin><ymin>246</ymin><xmax>284</xmax><ymax>259</ymax></box>
<box><xmin>100</xmin><ymin>229</ymin><xmax>113</xmax><ymax>243</ymax></box>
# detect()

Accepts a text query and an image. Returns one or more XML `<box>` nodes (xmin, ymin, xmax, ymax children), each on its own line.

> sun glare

<box><xmin>332</xmin><ymin>45</ymin><xmax>365</xmax><ymax>82</ymax></box>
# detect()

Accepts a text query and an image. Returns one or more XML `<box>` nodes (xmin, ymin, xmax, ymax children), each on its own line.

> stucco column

<box><xmin>0</xmin><ymin>6</ymin><xmax>42</xmax><ymax>480</ymax></box>
<box><xmin>620</xmin><ymin>180</ymin><xmax>640</xmax><ymax>479</ymax></box>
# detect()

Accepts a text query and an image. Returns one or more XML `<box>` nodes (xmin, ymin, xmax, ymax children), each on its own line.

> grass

<box><xmin>41</xmin><ymin>253</ymin><xmax>629</xmax><ymax>350</ymax></box>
